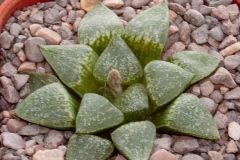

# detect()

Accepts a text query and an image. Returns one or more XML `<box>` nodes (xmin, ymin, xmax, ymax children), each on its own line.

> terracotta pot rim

<box><xmin>0</xmin><ymin>0</ymin><xmax>53</xmax><ymax>32</ymax></box>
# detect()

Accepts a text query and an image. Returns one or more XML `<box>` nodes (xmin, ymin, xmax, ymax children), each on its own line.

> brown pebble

<box><xmin>18</xmin><ymin>61</ymin><xmax>37</xmax><ymax>73</ymax></box>
<box><xmin>6</xmin><ymin>119</ymin><xmax>28</xmax><ymax>133</ymax></box>
<box><xmin>81</xmin><ymin>0</ymin><xmax>100</xmax><ymax>12</ymax></box>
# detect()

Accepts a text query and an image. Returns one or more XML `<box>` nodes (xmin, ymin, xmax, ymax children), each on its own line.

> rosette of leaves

<box><xmin>15</xmin><ymin>2</ymin><xmax>221</xmax><ymax>160</ymax></box>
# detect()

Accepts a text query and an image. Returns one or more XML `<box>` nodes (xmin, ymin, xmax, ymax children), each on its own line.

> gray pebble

<box><xmin>53</xmin><ymin>25</ymin><xmax>73</xmax><ymax>40</ymax></box>
<box><xmin>1</xmin><ymin>132</ymin><xmax>26</xmax><ymax>150</ymax></box>
<box><xmin>131</xmin><ymin>0</ymin><xmax>150</xmax><ymax>8</ymax></box>
<box><xmin>19</xmin><ymin>83</ymin><xmax>30</xmax><ymax>99</ymax></box>
<box><xmin>209</xmin><ymin>0</ymin><xmax>232</xmax><ymax>7</ymax></box>
<box><xmin>223</xmin><ymin>153</ymin><xmax>235</xmax><ymax>160</ymax></box>
<box><xmin>191</xmin><ymin>0</ymin><xmax>203</xmax><ymax>11</ymax></box>
<box><xmin>11</xmin><ymin>74</ymin><xmax>30</xmax><ymax>90</ymax></box>
<box><xmin>0</xmin><ymin>31</ymin><xmax>14</xmax><ymax>49</ymax></box>
<box><xmin>42</xmin><ymin>2</ymin><xmax>56</xmax><ymax>10</ymax></box>
<box><xmin>224</xmin><ymin>87</ymin><xmax>240</xmax><ymax>100</ymax></box>
<box><xmin>209</xmin><ymin>25</ymin><xmax>225</xmax><ymax>42</ymax></box>
<box><xmin>15</xmin><ymin>35</ymin><xmax>28</xmax><ymax>43</ymax></box>
<box><xmin>184</xmin><ymin>9</ymin><xmax>205</xmax><ymax>27</ymax></box>
<box><xmin>10</xmin><ymin>23</ymin><xmax>22</xmax><ymax>37</ymax></box>
<box><xmin>179</xmin><ymin>21</ymin><xmax>190</xmax><ymax>42</ymax></box>
<box><xmin>191</xmin><ymin>24</ymin><xmax>208</xmax><ymax>45</ymax></box>
<box><xmin>44</xmin><ymin>130</ymin><xmax>64</xmax><ymax>149</ymax></box>
<box><xmin>182</xmin><ymin>154</ymin><xmax>204</xmax><ymax>160</ymax></box>
<box><xmin>173</xmin><ymin>136</ymin><xmax>199</xmax><ymax>154</ymax></box>
<box><xmin>223</xmin><ymin>55</ymin><xmax>240</xmax><ymax>70</ymax></box>
<box><xmin>221</xmin><ymin>19</ymin><xmax>239</xmax><ymax>36</ymax></box>
<box><xmin>18</xmin><ymin>124</ymin><xmax>40</xmax><ymax>136</ymax></box>
<box><xmin>208</xmin><ymin>50</ymin><xmax>224</xmax><ymax>60</ymax></box>
<box><xmin>199</xmin><ymin>5</ymin><xmax>213</xmax><ymax>15</ymax></box>
<box><xmin>55</xmin><ymin>0</ymin><xmax>68</xmax><ymax>8</ymax></box>
<box><xmin>210</xmin><ymin>90</ymin><xmax>223</xmax><ymax>104</ymax></box>
<box><xmin>24</xmin><ymin>37</ymin><xmax>46</xmax><ymax>63</ymax></box>
<box><xmin>211</xmin><ymin>5</ymin><xmax>229</xmax><ymax>20</ymax></box>
<box><xmin>73</xmin><ymin>17</ymin><xmax>82</xmax><ymax>32</ymax></box>
<box><xmin>0</xmin><ymin>76</ymin><xmax>14</xmax><ymax>87</ymax></box>
<box><xmin>205</xmin><ymin>16</ymin><xmax>219</xmax><ymax>30</ymax></box>
<box><xmin>67</xmin><ymin>10</ymin><xmax>77</xmax><ymax>24</ymax></box>
<box><xmin>123</xmin><ymin>7</ymin><xmax>136</xmax><ymax>22</ymax></box>
<box><xmin>200</xmin><ymin>97</ymin><xmax>217</xmax><ymax>115</ymax></box>
<box><xmin>218</xmin><ymin>35</ymin><xmax>237</xmax><ymax>50</ymax></box>
<box><xmin>69</xmin><ymin>0</ymin><xmax>79</xmax><ymax>9</ymax></box>
<box><xmin>29</xmin><ymin>11</ymin><xmax>44</xmax><ymax>24</ymax></box>
<box><xmin>12</xmin><ymin>43</ymin><xmax>24</xmax><ymax>54</ymax></box>
<box><xmin>152</xmin><ymin>135</ymin><xmax>173</xmax><ymax>152</ymax></box>
<box><xmin>44</xmin><ymin>8</ymin><xmax>61</xmax><ymax>24</ymax></box>
<box><xmin>163</xmin><ymin>33</ymin><xmax>179</xmax><ymax>52</ymax></box>
<box><xmin>227</xmin><ymin>4</ymin><xmax>239</xmax><ymax>21</ymax></box>
<box><xmin>213</xmin><ymin>111</ymin><xmax>228</xmax><ymax>129</ymax></box>
<box><xmin>12</xmin><ymin>57</ymin><xmax>21</xmax><ymax>68</ymax></box>
<box><xmin>173</xmin><ymin>0</ymin><xmax>190</xmax><ymax>7</ymax></box>
<box><xmin>187</xmin><ymin>43</ymin><xmax>209</xmax><ymax>53</ymax></box>
<box><xmin>1</xmin><ymin>85</ymin><xmax>20</xmax><ymax>104</ymax></box>
<box><xmin>0</xmin><ymin>97</ymin><xmax>11</xmax><ymax>110</ymax></box>
<box><xmin>168</xmin><ymin>3</ymin><xmax>186</xmax><ymax>16</ymax></box>
<box><xmin>0</xmin><ymin>63</ymin><xmax>17</xmax><ymax>77</ymax></box>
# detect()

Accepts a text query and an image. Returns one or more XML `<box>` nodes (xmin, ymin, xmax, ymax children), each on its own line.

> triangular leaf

<box><xmin>66</xmin><ymin>134</ymin><xmax>114</xmax><ymax>160</ymax></box>
<box><xmin>167</xmin><ymin>51</ymin><xmax>221</xmax><ymax>85</ymax></box>
<box><xmin>152</xmin><ymin>93</ymin><xmax>220</xmax><ymax>140</ymax></box>
<box><xmin>144</xmin><ymin>60</ymin><xmax>194</xmax><ymax>114</ymax></box>
<box><xmin>39</xmin><ymin>44</ymin><xmax>100</xmax><ymax>98</ymax></box>
<box><xmin>15</xmin><ymin>83</ymin><xmax>79</xmax><ymax>129</ymax></box>
<box><xmin>78</xmin><ymin>2</ymin><xmax>124</xmax><ymax>55</ymax></box>
<box><xmin>93</xmin><ymin>34</ymin><xmax>143</xmax><ymax>85</ymax></box>
<box><xmin>122</xmin><ymin>2</ymin><xmax>169</xmax><ymax>67</ymax></box>
<box><xmin>111</xmin><ymin>121</ymin><xmax>156</xmax><ymax>160</ymax></box>
<box><xmin>76</xmin><ymin>93</ymin><xmax>124</xmax><ymax>134</ymax></box>
<box><xmin>113</xmin><ymin>83</ymin><xmax>149</xmax><ymax>123</ymax></box>
<box><xmin>27</xmin><ymin>72</ymin><xmax>60</xmax><ymax>93</ymax></box>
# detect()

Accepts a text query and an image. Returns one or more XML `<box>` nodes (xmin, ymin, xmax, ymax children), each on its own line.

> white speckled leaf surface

<box><xmin>152</xmin><ymin>93</ymin><xmax>220</xmax><ymax>140</ymax></box>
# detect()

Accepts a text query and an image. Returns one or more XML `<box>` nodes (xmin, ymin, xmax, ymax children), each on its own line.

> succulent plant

<box><xmin>15</xmin><ymin>2</ymin><xmax>221</xmax><ymax>160</ymax></box>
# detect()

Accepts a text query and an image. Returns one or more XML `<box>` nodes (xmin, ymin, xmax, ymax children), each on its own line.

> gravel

<box><xmin>1</xmin><ymin>0</ymin><xmax>240</xmax><ymax>159</ymax></box>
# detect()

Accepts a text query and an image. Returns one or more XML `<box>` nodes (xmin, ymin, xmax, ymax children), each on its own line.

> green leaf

<box><xmin>15</xmin><ymin>83</ymin><xmax>79</xmax><ymax>129</ymax></box>
<box><xmin>95</xmin><ymin>86</ymin><xmax>115</xmax><ymax>103</ymax></box>
<box><xmin>167</xmin><ymin>51</ymin><xmax>221</xmax><ymax>85</ymax></box>
<box><xmin>152</xmin><ymin>93</ymin><xmax>220</xmax><ymax>140</ymax></box>
<box><xmin>66</xmin><ymin>134</ymin><xmax>114</xmax><ymax>160</ymax></box>
<box><xmin>144</xmin><ymin>60</ymin><xmax>194</xmax><ymax>114</ymax></box>
<box><xmin>78</xmin><ymin>2</ymin><xmax>124</xmax><ymax>55</ymax></box>
<box><xmin>76</xmin><ymin>93</ymin><xmax>124</xmax><ymax>134</ymax></box>
<box><xmin>93</xmin><ymin>34</ymin><xmax>143</xmax><ymax>86</ymax></box>
<box><xmin>39</xmin><ymin>44</ymin><xmax>100</xmax><ymax>98</ymax></box>
<box><xmin>27</xmin><ymin>72</ymin><xmax>60</xmax><ymax>93</ymax></box>
<box><xmin>111</xmin><ymin>121</ymin><xmax>156</xmax><ymax>160</ymax></box>
<box><xmin>122</xmin><ymin>2</ymin><xmax>169</xmax><ymax>67</ymax></box>
<box><xmin>113</xmin><ymin>83</ymin><xmax>149</xmax><ymax>123</ymax></box>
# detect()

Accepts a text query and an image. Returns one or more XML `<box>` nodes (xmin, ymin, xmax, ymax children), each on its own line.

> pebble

<box><xmin>173</xmin><ymin>136</ymin><xmax>199</xmax><ymax>154</ymax></box>
<box><xmin>0</xmin><ymin>31</ymin><xmax>14</xmax><ymax>49</ymax></box>
<box><xmin>11</xmin><ymin>74</ymin><xmax>29</xmax><ymax>90</ymax></box>
<box><xmin>173</xmin><ymin>0</ymin><xmax>190</xmax><ymax>6</ymax></box>
<box><xmin>205</xmin><ymin>16</ymin><xmax>219</xmax><ymax>30</ymax></box>
<box><xmin>29</xmin><ymin>24</ymin><xmax>43</xmax><ymax>36</ymax></box>
<box><xmin>152</xmin><ymin>135</ymin><xmax>173</xmax><ymax>152</ymax></box>
<box><xmin>209</xmin><ymin>25</ymin><xmax>225</xmax><ymax>42</ymax></box>
<box><xmin>208</xmin><ymin>151</ymin><xmax>224</xmax><ymax>160</ymax></box>
<box><xmin>149</xmin><ymin>149</ymin><xmax>177</xmax><ymax>160</ymax></box>
<box><xmin>123</xmin><ymin>7</ymin><xmax>136</xmax><ymax>21</ymax></box>
<box><xmin>220</xmin><ymin>42</ymin><xmax>240</xmax><ymax>56</ymax></box>
<box><xmin>168</xmin><ymin>3</ymin><xmax>186</xmax><ymax>16</ymax></box>
<box><xmin>102</xmin><ymin>0</ymin><xmax>124</xmax><ymax>9</ymax></box>
<box><xmin>224</xmin><ymin>87</ymin><xmax>240</xmax><ymax>100</ymax></box>
<box><xmin>33</xmin><ymin>149</ymin><xmax>64</xmax><ymax>160</ymax></box>
<box><xmin>223</xmin><ymin>153</ymin><xmax>235</xmax><ymax>160</ymax></box>
<box><xmin>191</xmin><ymin>0</ymin><xmax>203</xmax><ymax>11</ymax></box>
<box><xmin>226</xmin><ymin>140</ymin><xmax>238</xmax><ymax>153</ymax></box>
<box><xmin>44</xmin><ymin>130</ymin><xmax>64</xmax><ymax>149</ymax></box>
<box><xmin>1</xmin><ymin>132</ymin><xmax>26</xmax><ymax>150</ymax></box>
<box><xmin>53</xmin><ymin>25</ymin><xmax>73</xmax><ymax>40</ymax></box>
<box><xmin>12</xmin><ymin>43</ymin><xmax>24</xmax><ymax>54</ymax></box>
<box><xmin>213</xmin><ymin>111</ymin><xmax>228</xmax><ymax>129</ymax></box>
<box><xmin>17</xmin><ymin>50</ymin><xmax>27</xmax><ymax>62</ymax></box>
<box><xmin>0</xmin><ymin>62</ymin><xmax>17</xmax><ymax>77</ymax></box>
<box><xmin>209</xmin><ymin>67</ymin><xmax>237</xmax><ymax>88</ymax></box>
<box><xmin>35</xmin><ymin>28</ymin><xmax>62</xmax><ymax>45</ymax></box>
<box><xmin>200</xmin><ymin>80</ymin><xmax>214</xmax><ymax>96</ymax></box>
<box><xmin>227</xmin><ymin>4</ymin><xmax>239</xmax><ymax>21</ymax></box>
<box><xmin>184</xmin><ymin>9</ymin><xmax>205</xmax><ymax>26</ymax></box>
<box><xmin>29</xmin><ymin>11</ymin><xmax>44</xmax><ymax>24</ymax></box>
<box><xmin>199</xmin><ymin>5</ymin><xmax>212</xmax><ymax>15</ymax></box>
<box><xmin>24</xmin><ymin>37</ymin><xmax>46</xmax><ymax>63</ymax></box>
<box><xmin>10</xmin><ymin>23</ymin><xmax>22</xmax><ymax>37</ymax></box>
<box><xmin>131</xmin><ymin>0</ymin><xmax>151</xmax><ymax>8</ymax></box>
<box><xmin>1</xmin><ymin>85</ymin><xmax>20</xmax><ymax>104</ymax></box>
<box><xmin>199</xmin><ymin>97</ymin><xmax>217</xmax><ymax>115</ymax></box>
<box><xmin>80</xmin><ymin>0</ymin><xmax>99</xmax><ymax>12</ymax></box>
<box><xmin>44</xmin><ymin>8</ymin><xmax>61</xmax><ymax>24</ymax></box>
<box><xmin>218</xmin><ymin>35</ymin><xmax>237</xmax><ymax>50</ymax></box>
<box><xmin>6</xmin><ymin>119</ymin><xmax>28</xmax><ymax>133</ymax></box>
<box><xmin>55</xmin><ymin>0</ymin><xmax>68</xmax><ymax>7</ymax></box>
<box><xmin>162</xmin><ymin>42</ymin><xmax>185</xmax><ymax>60</ymax></box>
<box><xmin>211</xmin><ymin>5</ymin><xmax>229</xmax><ymax>20</ymax></box>
<box><xmin>182</xmin><ymin>154</ymin><xmax>204</xmax><ymax>160</ymax></box>
<box><xmin>187</xmin><ymin>43</ymin><xmax>208</xmax><ymax>53</ymax></box>
<box><xmin>221</xmin><ymin>19</ymin><xmax>239</xmax><ymax>36</ymax></box>
<box><xmin>224</xmin><ymin>55</ymin><xmax>240</xmax><ymax>70</ymax></box>
<box><xmin>179</xmin><ymin>21</ymin><xmax>190</xmax><ymax>42</ymax></box>
<box><xmin>227</xmin><ymin>123</ymin><xmax>240</xmax><ymax>141</ymax></box>
<box><xmin>0</xmin><ymin>76</ymin><xmax>14</xmax><ymax>87</ymax></box>
<box><xmin>209</xmin><ymin>0</ymin><xmax>232</xmax><ymax>7</ymax></box>
<box><xmin>18</xmin><ymin>124</ymin><xmax>40</xmax><ymax>136</ymax></box>
<box><xmin>191</xmin><ymin>24</ymin><xmax>208</xmax><ymax>44</ymax></box>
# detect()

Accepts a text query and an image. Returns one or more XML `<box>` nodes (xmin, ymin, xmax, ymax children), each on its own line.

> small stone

<box><xmin>182</xmin><ymin>154</ymin><xmax>204</xmax><ymax>160</ymax></box>
<box><xmin>25</xmin><ymin>140</ymin><xmax>37</xmax><ymax>149</ymax></box>
<box><xmin>209</xmin><ymin>25</ymin><xmax>225</xmax><ymax>42</ymax></box>
<box><xmin>10</xmin><ymin>23</ymin><xmax>22</xmax><ymax>37</ymax></box>
<box><xmin>200</xmin><ymin>80</ymin><xmax>214</xmax><ymax>96</ymax></box>
<box><xmin>53</xmin><ymin>26</ymin><xmax>73</xmax><ymax>40</ymax></box>
<box><xmin>81</xmin><ymin>0</ymin><xmax>100</xmax><ymax>12</ymax></box>
<box><xmin>199</xmin><ymin>97</ymin><xmax>217</xmax><ymax>115</ymax></box>
<box><xmin>211</xmin><ymin>5</ymin><xmax>229</xmax><ymax>20</ymax></box>
<box><xmin>67</xmin><ymin>10</ymin><xmax>77</xmax><ymax>24</ymax></box>
<box><xmin>191</xmin><ymin>0</ymin><xmax>203</xmax><ymax>10</ymax></box>
<box><xmin>0</xmin><ymin>31</ymin><xmax>14</xmax><ymax>49</ymax></box>
<box><xmin>73</xmin><ymin>17</ymin><xmax>82</xmax><ymax>32</ymax></box>
<box><xmin>208</xmin><ymin>151</ymin><xmax>223</xmax><ymax>160</ymax></box>
<box><xmin>209</xmin><ymin>0</ymin><xmax>232</xmax><ymax>7</ymax></box>
<box><xmin>131</xmin><ymin>0</ymin><xmax>150</xmax><ymax>8</ymax></box>
<box><xmin>221</xmin><ymin>19</ymin><xmax>239</xmax><ymax>36</ymax></box>
<box><xmin>209</xmin><ymin>67</ymin><xmax>237</xmax><ymax>88</ymax></box>
<box><xmin>226</xmin><ymin>140</ymin><xmax>238</xmax><ymax>153</ymax></box>
<box><xmin>123</xmin><ymin>7</ymin><xmax>136</xmax><ymax>22</ymax></box>
<box><xmin>29</xmin><ymin>11</ymin><xmax>44</xmax><ymax>24</ymax></box>
<box><xmin>35</xmin><ymin>28</ymin><xmax>62</xmax><ymax>45</ymax></box>
<box><xmin>164</xmin><ymin>33</ymin><xmax>179</xmax><ymax>52</ymax></box>
<box><xmin>219</xmin><ymin>35</ymin><xmax>237</xmax><ymax>50</ymax></box>
<box><xmin>44</xmin><ymin>130</ymin><xmax>64</xmax><ymax>149</ymax></box>
<box><xmin>152</xmin><ymin>135</ymin><xmax>173</xmax><ymax>152</ymax></box>
<box><xmin>168</xmin><ymin>25</ymin><xmax>179</xmax><ymax>36</ymax></box>
<box><xmin>102</xmin><ymin>0</ymin><xmax>124</xmax><ymax>8</ymax></box>
<box><xmin>1</xmin><ymin>132</ymin><xmax>26</xmax><ymax>150</ymax></box>
<box><xmin>224</xmin><ymin>55</ymin><xmax>240</xmax><ymax>70</ymax></box>
<box><xmin>199</xmin><ymin>5</ymin><xmax>213</xmax><ymax>15</ymax></box>
<box><xmin>168</xmin><ymin>3</ymin><xmax>186</xmax><ymax>16</ymax></box>
<box><xmin>24</xmin><ymin>37</ymin><xmax>46</xmax><ymax>63</ymax></box>
<box><xmin>33</xmin><ymin>149</ymin><xmax>64</xmax><ymax>160</ymax></box>
<box><xmin>29</xmin><ymin>24</ymin><xmax>43</xmax><ymax>37</ymax></box>
<box><xmin>179</xmin><ymin>21</ymin><xmax>190</xmax><ymax>42</ymax></box>
<box><xmin>149</xmin><ymin>149</ymin><xmax>177</xmax><ymax>160</ymax></box>
<box><xmin>224</xmin><ymin>87</ymin><xmax>240</xmax><ymax>100</ymax></box>
<box><xmin>18</xmin><ymin>124</ymin><xmax>40</xmax><ymax>136</ymax></box>
<box><xmin>0</xmin><ymin>97</ymin><xmax>11</xmax><ymax>110</ymax></box>
<box><xmin>11</xmin><ymin>74</ymin><xmax>29</xmax><ymax>90</ymax></box>
<box><xmin>12</xmin><ymin>43</ymin><xmax>24</xmax><ymax>54</ymax></box>
<box><xmin>169</xmin><ymin>10</ymin><xmax>177</xmax><ymax>21</ymax></box>
<box><xmin>190</xmin><ymin>84</ymin><xmax>201</xmax><ymax>96</ymax></box>
<box><xmin>20</xmin><ymin>83</ymin><xmax>30</xmax><ymax>99</ymax></box>
<box><xmin>218</xmin><ymin>100</ymin><xmax>229</xmax><ymax>114</ymax></box>
<box><xmin>223</xmin><ymin>154</ymin><xmax>235</xmax><ymax>160</ymax></box>
<box><xmin>214</xmin><ymin>111</ymin><xmax>228</xmax><ymax>129</ymax></box>
<box><xmin>0</xmin><ymin>76</ymin><xmax>14</xmax><ymax>87</ymax></box>
<box><xmin>208</xmin><ymin>36</ymin><xmax>219</xmax><ymax>48</ymax></box>
<box><xmin>227</xmin><ymin>4</ymin><xmax>239</xmax><ymax>21</ymax></box>
<box><xmin>0</xmin><ymin>63</ymin><xmax>17</xmax><ymax>78</ymax></box>
<box><xmin>210</xmin><ymin>90</ymin><xmax>223</xmax><ymax>104</ymax></box>
<box><xmin>6</xmin><ymin>119</ymin><xmax>27</xmax><ymax>133</ymax></box>
<box><xmin>205</xmin><ymin>16</ymin><xmax>219</xmax><ymax>30</ymax></box>
<box><xmin>44</xmin><ymin>8</ymin><xmax>61</xmax><ymax>24</ymax></box>
<box><xmin>17</xmin><ymin>50</ymin><xmax>27</xmax><ymax>62</ymax></box>
<box><xmin>209</xmin><ymin>50</ymin><xmax>224</xmax><ymax>61</ymax></box>
<box><xmin>228</xmin><ymin>122</ymin><xmax>240</xmax><ymax>140</ymax></box>
<box><xmin>1</xmin><ymin>85</ymin><xmax>20</xmax><ymax>104</ymax></box>
<box><xmin>191</xmin><ymin>24</ymin><xmax>208</xmax><ymax>45</ymax></box>
<box><xmin>17</xmin><ymin>10</ymin><xmax>31</xmax><ymax>21</ymax></box>
<box><xmin>173</xmin><ymin>136</ymin><xmax>199</xmax><ymax>154</ymax></box>
<box><xmin>173</xmin><ymin>0</ymin><xmax>190</xmax><ymax>6</ymax></box>
<box><xmin>161</xmin><ymin>42</ymin><xmax>185</xmax><ymax>61</ymax></box>
<box><xmin>55</xmin><ymin>0</ymin><xmax>68</xmax><ymax>7</ymax></box>
<box><xmin>184</xmin><ymin>9</ymin><xmax>205</xmax><ymax>26</ymax></box>
<box><xmin>187</xmin><ymin>43</ymin><xmax>208</xmax><ymax>53</ymax></box>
